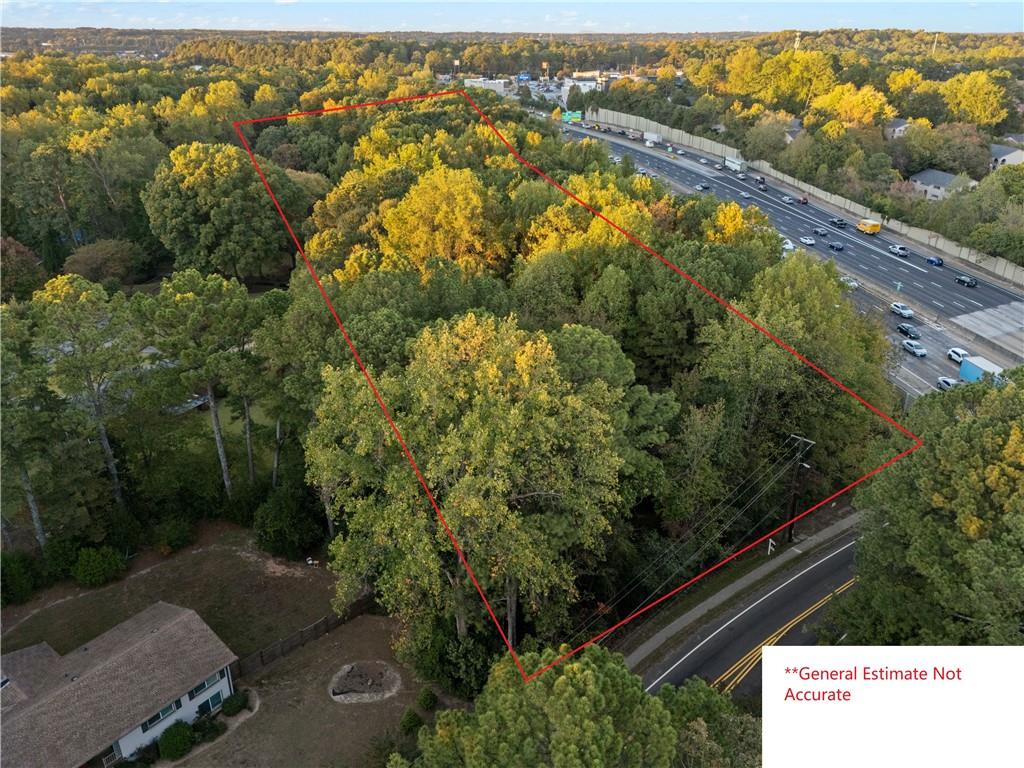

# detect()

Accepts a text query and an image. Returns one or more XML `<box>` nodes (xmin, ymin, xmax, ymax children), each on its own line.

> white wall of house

<box><xmin>113</xmin><ymin>666</ymin><xmax>233</xmax><ymax>759</ymax></box>
<box><xmin>992</xmin><ymin>147</ymin><xmax>1024</xmax><ymax>167</ymax></box>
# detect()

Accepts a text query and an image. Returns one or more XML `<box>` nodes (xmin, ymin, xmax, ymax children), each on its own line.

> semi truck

<box><xmin>643</xmin><ymin>131</ymin><xmax>662</xmax><ymax>144</ymax></box>
<box><xmin>959</xmin><ymin>356</ymin><xmax>1004</xmax><ymax>384</ymax></box>
<box><xmin>724</xmin><ymin>157</ymin><xmax>746</xmax><ymax>172</ymax></box>
<box><xmin>856</xmin><ymin>218</ymin><xmax>882</xmax><ymax>234</ymax></box>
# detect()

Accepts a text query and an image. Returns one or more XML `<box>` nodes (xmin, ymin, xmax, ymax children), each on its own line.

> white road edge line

<box><xmin>644</xmin><ymin>538</ymin><xmax>859</xmax><ymax>692</ymax></box>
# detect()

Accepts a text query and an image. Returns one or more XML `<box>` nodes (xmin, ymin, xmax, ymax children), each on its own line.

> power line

<box><xmin>566</xmin><ymin>435</ymin><xmax>807</xmax><ymax>645</ymax></box>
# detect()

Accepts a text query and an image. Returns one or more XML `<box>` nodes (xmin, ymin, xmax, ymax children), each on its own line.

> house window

<box><xmin>188</xmin><ymin>669</ymin><xmax>226</xmax><ymax>701</ymax></box>
<box><xmin>140</xmin><ymin>699</ymin><xmax>181</xmax><ymax>733</ymax></box>
<box><xmin>197</xmin><ymin>690</ymin><xmax>224</xmax><ymax>716</ymax></box>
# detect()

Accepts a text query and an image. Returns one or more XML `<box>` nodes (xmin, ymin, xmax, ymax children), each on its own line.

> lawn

<box><xmin>1</xmin><ymin>523</ymin><xmax>336</xmax><ymax>658</ymax></box>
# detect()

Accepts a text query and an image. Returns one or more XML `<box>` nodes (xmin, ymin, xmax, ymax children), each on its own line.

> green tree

<box><xmin>135</xmin><ymin>269</ymin><xmax>253</xmax><ymax>497</ymax></box>
<box><xmin>306</xmin><ymin>313</ymin><xmax>622</xmax><ymax>649</ymax></box>
<box><xmin>30</xmin><ymin>275</ymin><xmax>140</xmax><ymax>513</ymax></box>
<box><xmin>142</xmin><ymin>142</ymin><xmax>306</xmax><ymax>278</ymax></box>
<box><xmin>831</xmin><ymin>371</ymin><xmax>1024</xmax><ymax>644</ymax></box>
<box><xmin>397</xmin><ymin>645</ymin><xmax>677</xmax><ymax>768</ymax></box>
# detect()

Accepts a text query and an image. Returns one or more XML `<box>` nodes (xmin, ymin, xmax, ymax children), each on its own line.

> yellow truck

<box><xmin>857</xmin><ymin>218</ymin><xmax>881</xmax><ymax>234</ymax></box>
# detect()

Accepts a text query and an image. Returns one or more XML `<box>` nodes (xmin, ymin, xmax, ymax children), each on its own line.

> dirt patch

<box><xmin>181</xmin><ymin>615</ymin><xmax>423</xmax><ymax>768</ymax></box>
<box><xmin>329</xmin><ymin>661</ymin><xmax>401</xmax><ymax>703</ymax></box>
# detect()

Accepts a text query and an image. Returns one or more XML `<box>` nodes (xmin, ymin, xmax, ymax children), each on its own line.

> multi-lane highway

<box><xmin>642</xmin><ymin>533</ymin><xmax>858</xmax><ymax>698</ymax></box>
<box><xmin>558</xmin><ymin>123</ymin><xmax>1024</xmax><ymax>390</ymax></box>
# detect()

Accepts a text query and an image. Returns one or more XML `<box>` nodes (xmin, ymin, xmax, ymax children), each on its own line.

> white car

<box><xmin>714</xmin><ymin>163</ymin><xmax>724</xmax><ymax>170</ymax></box>
<box><xmin>936</xmin><ymin>376</ymin><xmax>959</xmax><ymax>391</ymax></box>
<box><xmin>740</xmin><ymin>191</ymin><xmax>752</xmax><ymax>199</ymax></box>
<box><xmin>799</xmin><ymin>236</ymin><xmax>815</xmax><ymax>246</ymax></box>
<box><xmin>736</xmin><ymin>173</ymin><xmax>747</xmax><ymax>180</ymax></box>
<box><xmin>889</xmin><ymin>244</ymin><xmax>910</xmax><ymax>257</ymax></box>
<box><xmin>781</xmin><ymin>239</ymin><xmax>795</xmax><ymax>252</ymax></box>
<box><xmin>902</xmin><ymin>340</ymin><xmax>927</xmax><ymax>357</ymax></box>
<box><xmin>781</xmin><ymin>196</ymin><xmax>794</xmax><ymax>204</ymax></box>
<box><xmin>839</xmin><ymin>275</ymin><xmax>860</xmax><ymax>290</ymax></box>
<box><xmin>698</xmin><ymin>157</ymin><xmax>709</xmax><ymax>164</ymax></box>
<box><xmin>947</xmin><ymin>347</ymin><xmax>970</xmax><ymax>364</ymax></box>
<box><xmin>694</xmin><ymin>183</ymin><xmax>709</xmax><ymax>191</ymax></box>
<box><xmin>890</xmin><ymin>302</ymin><xmax>914</xmax><ymax>318</ymax></box>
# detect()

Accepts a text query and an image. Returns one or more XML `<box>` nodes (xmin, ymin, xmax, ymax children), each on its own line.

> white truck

<box><xmin>724</xmin><ymin>157</ymin><xmax>746</xmax><ymax>172</ymax></box>
<box><xmin>643</xmin><ymin>131</ymin><xmax>662</xmax><ymax>144</ymax></box>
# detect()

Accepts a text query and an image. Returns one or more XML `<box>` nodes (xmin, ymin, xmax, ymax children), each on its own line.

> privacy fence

<box><xmin>586</xmin><ymin>107</ymin><xmax>1024</xmax><ymax>288</ymax></box>
<box><xmin>231</xmin><ymin>593</ymin><xmax>374</xmax><ymax>680</ymax></box>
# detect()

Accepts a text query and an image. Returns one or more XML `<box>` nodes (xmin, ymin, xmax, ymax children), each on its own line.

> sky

<box><xmin>1</xmin><ymin>1</ymin><xmax>1021</xmax><ymax>34</ymax></box>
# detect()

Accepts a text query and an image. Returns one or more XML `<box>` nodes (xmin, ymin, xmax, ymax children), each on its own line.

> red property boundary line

<box><xmin>233</xmin><ymin>90</ymin><xmax>923</xmax><ymax>683</ymax></box>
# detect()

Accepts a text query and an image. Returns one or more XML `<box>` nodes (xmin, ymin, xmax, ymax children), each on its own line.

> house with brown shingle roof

<box><xmin>1</xmin><ymin>602</ymin><xmax>237</xmax><ymax>768</ymax></box>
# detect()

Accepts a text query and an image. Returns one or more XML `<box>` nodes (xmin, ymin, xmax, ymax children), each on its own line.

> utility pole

<box><xmin>785</xmin><ymin>436</ymin><xmax>815</xmax><ymax>544</ymax></box>
<box><xmin>931</xmin><ymin>33</ymin><xmax>939</xmax><ymax>57</ymax></box>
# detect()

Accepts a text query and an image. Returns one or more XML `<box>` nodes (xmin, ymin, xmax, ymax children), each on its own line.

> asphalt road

<box><xmin>642</xmin><ymin>533</ymin><xmax>858</xmax><ymax>699</ymax></box>
<box><xmin>559</xmin><ymin>123</ymin><xmax>1024</xmax><ymax>366</ymax></box>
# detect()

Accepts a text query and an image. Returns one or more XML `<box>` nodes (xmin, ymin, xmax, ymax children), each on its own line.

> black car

<box><xmin>954</xmin><ymin>274</ymin><xmax>978</xmax><ymax>287</ymax></box>
<box><xmin>829</xmin><ymin>217</ymin><xmax>847</xmax><ymax>228</ymax></box>
<box><xmin>616</xmin><ymin>129</ymin><xmax>626</xmax><ymax>135</ymax></box>
<box><xmin>827</xmin><ymin>241</ymin><xmax>845</xmax><ymax>251</ymax></box>
<box><xmin>896</xmin><ymin>323</ymin><xmax>921</xmax><ymax>339</ymax></box>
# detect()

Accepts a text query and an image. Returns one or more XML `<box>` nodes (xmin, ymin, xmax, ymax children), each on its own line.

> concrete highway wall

<box><xmin>586</xmin><ymin>107</ymin><xmax>1024</xmax><ymax>289</ymax></box>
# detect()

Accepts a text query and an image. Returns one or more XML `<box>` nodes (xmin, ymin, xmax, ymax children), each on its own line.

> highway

<box><xmin>558</xmin><ymin>123</ymin><xmax>1024</xmax><ymax>384</ymax></box>
<box><xmin>642</xmin><ymin>533</ymin><xmax>858</xmax><ymax>699</ymax></box>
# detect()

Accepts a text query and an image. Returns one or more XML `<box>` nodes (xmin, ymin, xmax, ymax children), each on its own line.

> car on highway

<box><xmin>839</xmin><ymin>275</ymin><xmax>860</xmax><ymax>289</ymax></box>
<box><xmin>781</xmin><ymin>239</ymin><xmax>795</xmax><ymax>253</ymax></box>
<box><xmin>813</xmin><ymin>226</ymin><xmax>828</xmax><ymax>236</ymax></box>
<box><xmin>649</xmin><ymin>172</ymin><xmax>659</xmax><ymax>179</ymax></box>
<box><xmin>698</xmin><ymin>157</ymin><xmax>708</xmax><ymax>164</ymax></box>
<box><xmin>781</xmin><ymin>196</ymin><xmax>794</xmax><ymax>204</ymax></box>
<box><xmin>694</xmin><ymin>183</ymin><xmax>709</xmax><ymax>191</ymax></box>
<box><xmin>947</xmin><ymin>347</ymin><xmax>970</xmax><ymax>363</ymax></box>
<box><xmin>829</xmin><ymin>217</ymin><xmax>848</xmax><ymax>228</ymax></box>
<box><xmin>798</xmin><ymin>196</ymin><xmax>808</xmax><ymax>204</ymax></box>
<box><xmin>714</xmin><ymin>163</ymin><xmax>723</xmax><ymax>170</ymax></box>
<box><xmin>736</xmin><ymin>173</ymin><xmax>746</xmax><ymax>180</ymax></box>
<box><xmin>757</xmin><ymin>183</ymin><xmax>768</xmax><ymax>191</ymax></box>
<box><xmin>827</xmin><ymin>241</ymin><xmax>845</xmax><ymax>251</ymax></box>
<box><xmin>936</xmin><ymin>376</ymin><xmax>959</xmax><ymax>391</ymax></box>
<box><xmin>799</xmin><ymin>236</ymin><xmax>815</xmax><ymax>246</ymax></box>
<box><xmin>902</xmin><ymin>339</ymin><xmax>927</xmax><ymax>357</ymax></box>
<box><xmin>926</xmin><ymin>256</ymin><xmax>944</xmax><ymax>266</ymax></box>
<box><xmin>890</xmin><ymin>302</ymin><xmax>914</xmax><ymax>318</ymax></box>
<box><xmin>889</xmin><ymin>245</ymin><xmax>910</xmax><ymax>257</ymax></box>
<box><xmin>740</xmin><ymin>191</ymin><xmax>752</xmax><ymax>199</ymax></box>
<box><xmin>954</xmin><ymin>274</ymin><xmax>978</xmax><ymax>287</ymax></box>
<box><xmin>896</xmin><ymin>323</ymin><xmax>921</xmax><ymax>339</ymax></box>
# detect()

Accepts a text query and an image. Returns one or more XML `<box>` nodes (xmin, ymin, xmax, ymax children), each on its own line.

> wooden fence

<box><xmin>231</xmin><ymin>593</ymin><xmax>374</xmax><ymax>680</ymax></box>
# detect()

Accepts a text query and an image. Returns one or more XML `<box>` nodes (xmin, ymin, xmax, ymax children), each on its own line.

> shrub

<box><xmin>221</xmin><ymin>689</ymin><xmax>249</xmax><ymax>717</ymax></box>
<box><xmin>0</xmin><ymin>552</ymin><xmax>43</xmax><ymax>606</ymax></box>
<box><xmin>416</xmin><ymin>686</ymin><xmax>438</xmax><ymax>712</ymax></box>
<box><xmin>192</xmin><ymin>714</ymin><xmax>227</xmax><ymax>743</ymax></box>
<box><xmin>130</xmin><ymin>740</ymin><xmax>159</xmax><ymax>765</ymax></box>
<box><xmin>63</xmin><ymin>239</ymin><xmax>147</xmax><ymax>286</ymax></box>
<box><xmin>43</xmin><ymin>537</ymin><xmax>81</xmax><ymax>580</ymax></box>
<box><xmin>220</xmin><ymin>480</ymin><xmax>269</xmax><ymax>527</ymax></box>
<box><xmin>253</xmin><ymin>484</ymin><xmax>323</xmax><ymax>560</ymax></box>
<box><xmin>158</xmin><ymin>721</ymin><xmax>194</xmax><ymax>761</ymax></box>
<box><xmin>153</xmin><ymin>516</ymin><xmax>195</xmax><ymax>555</ymax></box>
<box><xmin>71</xmin><ymin>546</ymin><xmax>125</xmax><ymax>588</ymax></box>
<box><xmin>399</xmin><ymin>708</ymin><xmax>424</xmax><ymax>736</ymax></box>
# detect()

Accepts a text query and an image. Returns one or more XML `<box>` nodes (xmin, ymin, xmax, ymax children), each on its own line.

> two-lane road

<box><xmin>643</xmin><ymin>534</ymin><xmax>858</xmax><ymax>698</ymax></box>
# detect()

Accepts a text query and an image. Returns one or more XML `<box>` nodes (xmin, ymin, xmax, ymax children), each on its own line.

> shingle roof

<box><xmin>910</xmin><ymin>168</ymin><xmax>958</xmax><ymax>188</ymax></box>
<box><xmin>887</xmin><ymin>118</ymin><xmax>909</xmax><ymax>129</ymax></box>
<box><xmin>1</xmin><ymin>602</ymin><xmax>236</xmax><ymax>768</ymax></box>
<box><xmin>1002</xmin><ymin>133</ymin><xmax>1024</xmax><ymax>145</ymax></box>
<box><xmin>990</xmin><ymin>143</ymin><xmax>1020</xmax><ymax>159</ymax></box>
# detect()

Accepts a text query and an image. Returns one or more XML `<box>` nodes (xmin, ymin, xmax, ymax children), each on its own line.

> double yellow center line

<box><xmin>712</xmin><ymin>577</ymin><xmax>858</xmax><ymax>696</ymax></box>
